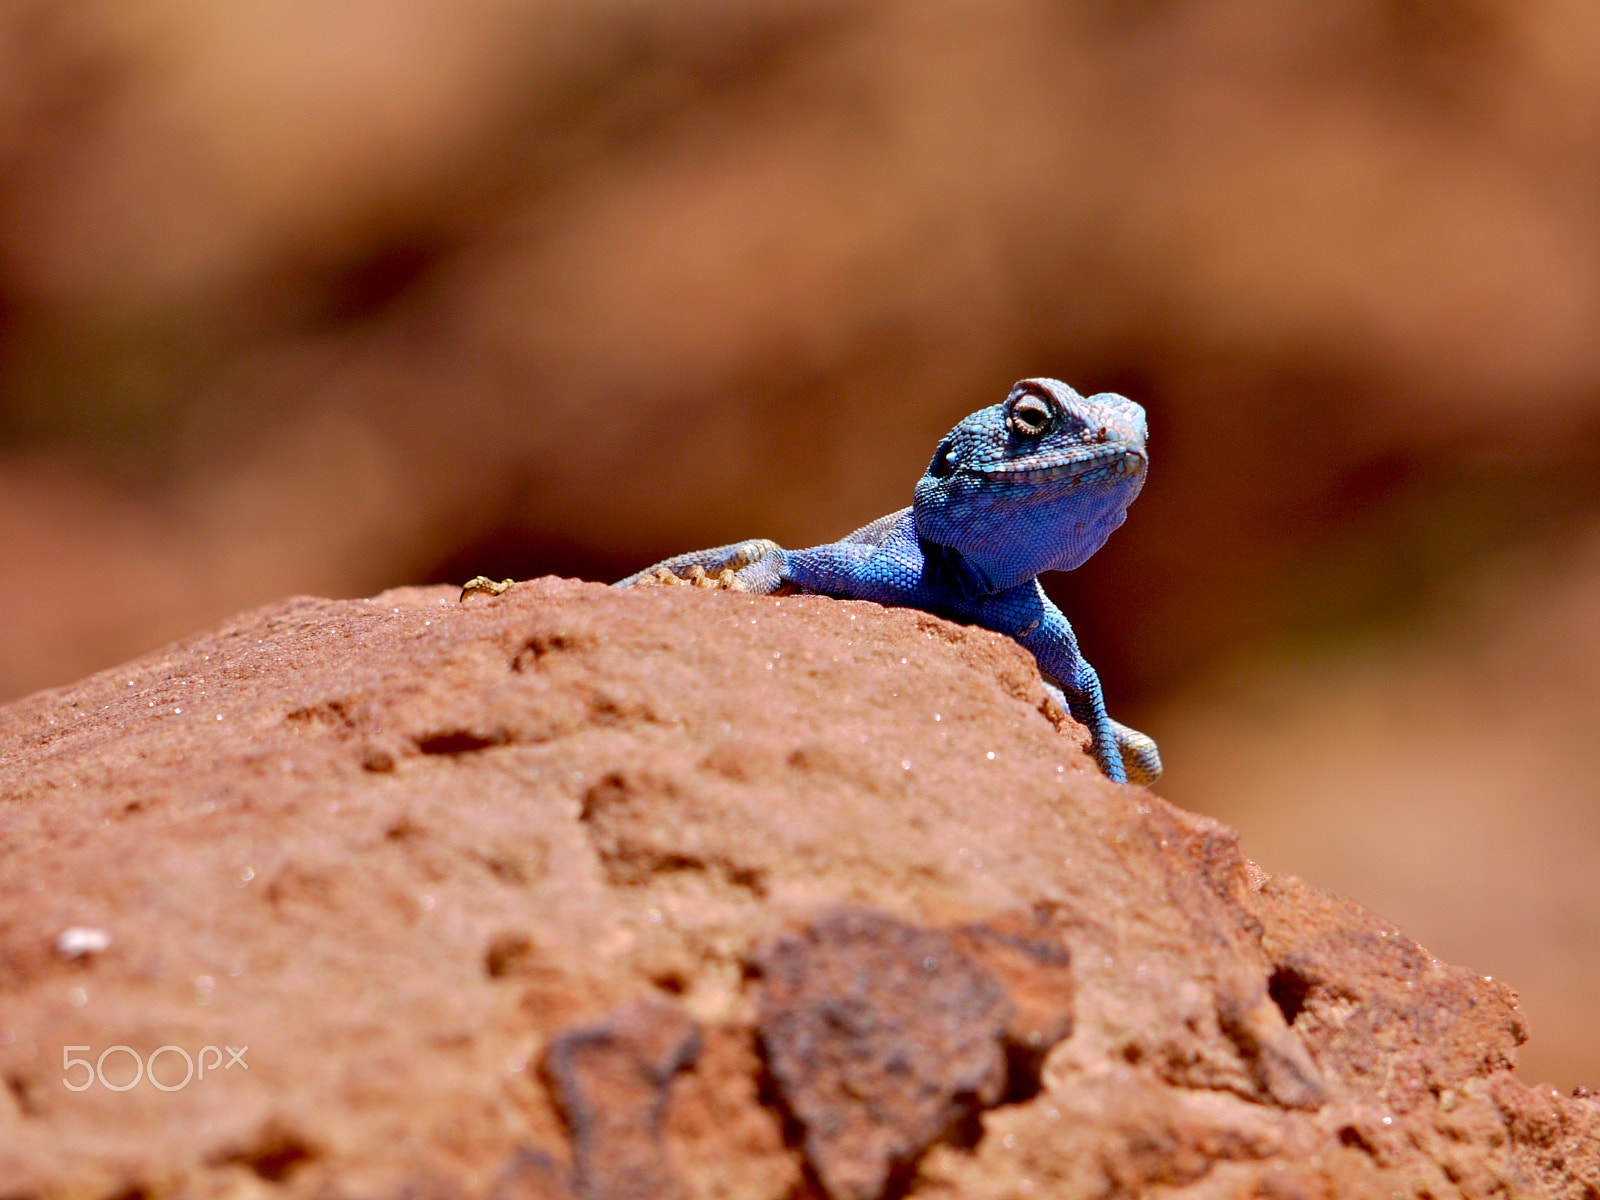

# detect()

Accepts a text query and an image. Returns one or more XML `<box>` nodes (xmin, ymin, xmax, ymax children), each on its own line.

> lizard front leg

<box><xmin>614</xmin><ymin>539</ymin><xmax>788</xmax><ymax>593</ymax></box>
<box><xmin>626</xmin><ymin>537</ymin><xmax>895</xmax><ymax>597</ymax></box>
<box><xmin>984</xmin><ymin>581</ymin><xmax>1160</xmax><ymax>786</ymax></box>
<box><xmin>617</xmin><ymin>536</ymin><xmax>888</xmax><ymax>596</ymax></box>
<box><xmin>781</xmin><ymin>539</ymin><xmax>1162</xmax><ymax>785</ymax></box>
<box><xmin>1039</xmin><ymin>660</ymin><xmax>1129</xmax><ymax>785</ymax></box>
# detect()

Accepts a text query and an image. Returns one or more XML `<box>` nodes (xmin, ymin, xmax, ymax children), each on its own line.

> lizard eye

<box><xmin>927</xmin><ymin>438</ymin><xmax>957</xmax><ymax>478</ymax></box>
<box><xmin>1007</xmin><ymin>393</ymin><xmax>1055</xmax><ymax>439</ymax></box>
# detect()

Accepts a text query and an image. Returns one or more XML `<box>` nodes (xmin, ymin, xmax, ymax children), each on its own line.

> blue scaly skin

<box><xmin>610</xmin><ymin>378</ymin><xmax>1160</xmax><ymax>786</ymax></box>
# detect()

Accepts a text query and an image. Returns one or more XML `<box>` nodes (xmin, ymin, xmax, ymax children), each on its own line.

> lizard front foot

<box><xmin>1112</xmin><ymin>720</ymin><xmax>1163</xmax><ymax>787</ymax></box>
<box><xmin>635</xmin><ymin>564</ymin><xmax>749</xmax><ymax>591</ymax></box>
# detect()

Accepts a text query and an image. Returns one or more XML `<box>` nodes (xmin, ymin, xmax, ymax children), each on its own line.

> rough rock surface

<box><xmin>0</xmin><ymin>578</ymin><xmax>1593</xmax><ymax>1199</ymax></box>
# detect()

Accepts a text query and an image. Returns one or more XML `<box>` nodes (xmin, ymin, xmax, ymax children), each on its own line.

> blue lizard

<box><xmin>611</xmin><ymin>379</ymin><xmax>1159</xmax><ymax>785</ymax></box>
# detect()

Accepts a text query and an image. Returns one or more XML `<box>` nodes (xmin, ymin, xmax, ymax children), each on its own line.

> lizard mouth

<box><xmin>973</xmin><ymin>446</ymin><xmax>1146</xmax><ymax>485</ymax></box>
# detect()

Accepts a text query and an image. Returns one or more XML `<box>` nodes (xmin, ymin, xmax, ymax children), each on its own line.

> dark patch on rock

<box><xmin>541</xmin><ymin>1001</ymin><xmax>702</xmax><ymax>1200</ymax></box>
<box><xmin>752</xmin><ymin>908</ymin><xmax>1014</xmax><ymax>1200</ymax></box>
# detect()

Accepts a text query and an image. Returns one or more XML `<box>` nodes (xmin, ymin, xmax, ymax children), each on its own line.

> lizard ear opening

<box><xmin>927</xmin><ymin>438</ymin><xmax>958</xmax><ymax>478</ymax></box>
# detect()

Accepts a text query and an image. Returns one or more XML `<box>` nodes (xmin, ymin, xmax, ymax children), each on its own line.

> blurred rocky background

<box><xmin>0</xmin><ymin>0</ymin><xmax>1595</xmax><ymax>1086</ymax></box>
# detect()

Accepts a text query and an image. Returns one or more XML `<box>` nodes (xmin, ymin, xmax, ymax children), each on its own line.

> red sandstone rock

<box><xmin>0</xmin><ymin>578</ymin><xmax>1593</xmax><ymax>1198</ymax></box>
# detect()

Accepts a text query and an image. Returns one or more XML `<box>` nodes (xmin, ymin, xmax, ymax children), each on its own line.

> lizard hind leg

<box><xmin>614</xmin><ymin>539</ymin><xmax>786</xmax><ymax>593</ymax></box>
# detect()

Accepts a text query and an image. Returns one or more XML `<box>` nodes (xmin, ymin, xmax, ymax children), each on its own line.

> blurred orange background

<box><xmin>1</xmin><ymin>0</ymin><xmax>1595</xmax><ymax>1087</ymax></box>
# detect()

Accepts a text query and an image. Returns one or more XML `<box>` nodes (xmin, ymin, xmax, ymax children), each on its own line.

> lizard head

<box><xmin>912</xmin><ymin>378</ymin><xmax>1148</xmax><ymax>595</ymax></box>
